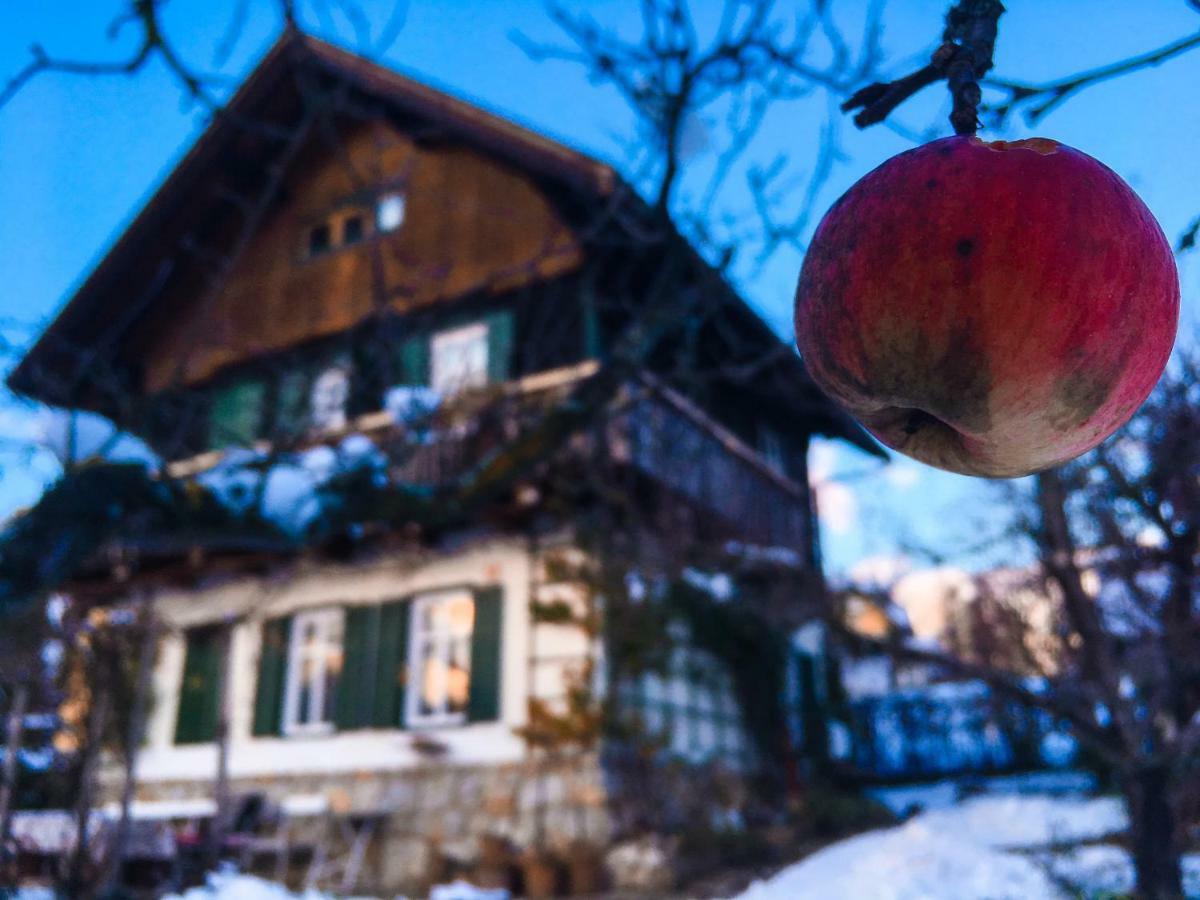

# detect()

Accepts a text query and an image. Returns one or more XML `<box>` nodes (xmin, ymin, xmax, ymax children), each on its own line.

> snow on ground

<box><xmin>737</xmin><ymin>817</ymin><xmax>1060</xmax><ymax>900</ymax></box>
<box><xmin>1045</xmin><ymin>844</ymin><xmax>1200</xmax><ymax>897</ymax></box>
<box><xmin>161</xmin><ymin>870</ymin><xmax>379</xmax><ymax>900</ymax></box>
<box><xmin>913</xmin><ymin>793</ymin><xmax>1126</xmax><ymax>849</ymax></box>
<box><xmin>737</xmin><ymin>790</ymin><xmax>1142</xmax><ymax>900</ymax></box>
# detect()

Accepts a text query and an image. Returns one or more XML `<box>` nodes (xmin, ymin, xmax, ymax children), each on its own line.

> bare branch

<box><xmin>984</xmin><ymin>30</ymin><xmax>1200</xmax><ymax>127</ymax></box>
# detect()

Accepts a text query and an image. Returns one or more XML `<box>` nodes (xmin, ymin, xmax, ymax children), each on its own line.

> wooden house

<box><xmin>8</xmin><ymin>30</ymin><xmax>880</xmax><ymax>893</ymax></box>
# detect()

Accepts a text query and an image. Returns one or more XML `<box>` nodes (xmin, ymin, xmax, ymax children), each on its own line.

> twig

<box><xmin>985</xmin><ymin>30</ymin><xmax>1200</xmax><ymax>126</ymax></box>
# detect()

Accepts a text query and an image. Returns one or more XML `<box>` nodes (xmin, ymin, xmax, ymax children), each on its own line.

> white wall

<box><xmin>136</xmin><ymin>535</ymin><xmax>543</xmax><ymax>783</ymax></box>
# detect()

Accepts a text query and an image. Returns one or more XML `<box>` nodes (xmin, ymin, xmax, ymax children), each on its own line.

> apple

<box><xmin>794</xmin><ymin>135</ymin><xmax>1179</xmax><ymax>478</ymax></box>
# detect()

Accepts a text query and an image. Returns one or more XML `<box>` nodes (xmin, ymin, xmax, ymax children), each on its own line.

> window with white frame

<box><xmin>430</xmin><ymin>322</ymin><xmax>489</xmax><ymax>395</ymax></box>
<box><xmin>309</xmin><ymin>364</ymin><xmax>351</xmax><ymax>432</ymax></box>
<box><xmin>407</xmin><ymin>590</ymin><xmax>475</xmax><ymax>727</ymax></box>
<box><xmin>283</xmin><ymin>608</ymin><xmax>344</xmax><ymax>735</ymax></box>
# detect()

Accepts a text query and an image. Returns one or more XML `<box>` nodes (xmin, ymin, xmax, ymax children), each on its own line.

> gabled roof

<box><xmin>8</xmin><ymin>28</ymin><xmax>882</xmax><ymax>458</ymax></box>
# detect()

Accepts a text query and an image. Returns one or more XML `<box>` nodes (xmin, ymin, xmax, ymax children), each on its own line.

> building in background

<box><xmin>6</xmin><ymin>31</ymin><xmax>880</xmax><ymax>895</ymax></box>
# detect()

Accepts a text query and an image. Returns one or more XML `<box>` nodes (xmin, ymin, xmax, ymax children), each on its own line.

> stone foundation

<box><xmin>100</xmin><ymin>752</ymin><xmax>611</xmax><ymax>894</ymax></box>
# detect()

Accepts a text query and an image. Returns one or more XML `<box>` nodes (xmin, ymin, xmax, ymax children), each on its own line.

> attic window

<box><xmin>308</xmin><ymin>223</ymin><xmax>332</xmax><ymax>256</ymax></box>
<box><xmin>342</xmin><ymin>215</ymin><xmax>364</xmax><ymax>246</ymax></box>
<box><xmin>377</xmin><ymin>193</ymin><xmax>406</xmax><ymax>233</ymax></box>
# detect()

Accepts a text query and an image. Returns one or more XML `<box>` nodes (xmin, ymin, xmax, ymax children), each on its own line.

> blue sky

<box><xmin>3</xmin><ymin>0</ymin><xmax>1200</xmax><ymax>577</ymax></box>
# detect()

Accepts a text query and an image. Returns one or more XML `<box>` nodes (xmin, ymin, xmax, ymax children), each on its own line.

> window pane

<box><xmin>310</xmin><ymin>366</ymin><xmax>350</xmax><ymax>431</ymax></box>
<box><xmin>309</xmin><ymin>223</ymin><xmax>331</xmax><ymax>256</ymax></box>
<box><xmin>377</xmin><ymin>193</ymin><xmax>405</xmax><ymax>232</ymax></box>
<box><xmin>430</xmin><ymin>323</ymin><xmax>488</xmax><ymax>395</ymax></box>
<box><xmin>285</xmin><ymin>609</ymin><xmax>344</xmax><ymax>732</ymax></box>
<box><xmin>409</xmin><ymin>592</ymin><xmax>476</xmax><ymax>725</ymax></box>
<box><xmin>343</xmin><ymin>215</ymin><xmax>364</xmax><ymax>245</ymax></box>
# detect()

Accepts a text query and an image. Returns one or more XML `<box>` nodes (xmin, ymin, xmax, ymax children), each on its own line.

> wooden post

<box><xmin>0</xmin><ymin>681</ymin><xmax>29</xmax><ymax>872</ymax></box>
<box><xmin>100</xmin><ymin>609</ymin><xmax>157</xmax><ymax>895</ymax></box>
<box><xmin>207</xmin><ymin>621</ymin><xmax>235</xmax><ymax>873</ymax></box>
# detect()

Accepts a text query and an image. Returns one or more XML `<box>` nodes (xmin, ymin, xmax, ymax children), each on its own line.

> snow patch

<box><xmin>739</xmin><ymin>791</ymin><xmax>1129</xmax><ymax>900</ymax></box>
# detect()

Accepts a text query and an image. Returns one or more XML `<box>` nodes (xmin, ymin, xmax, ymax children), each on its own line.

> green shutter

<box><xmin>485</xmin><ymin>310</ymin><xmax>515</xmax><ymax>383</ymax></box>
<box><xmin>335</xmin><ymin>606</ymin><xmax>376</xmax><ymax>731</ymax></box>
<box><xmin>275</xmin><ymin>370</ymin><xmax>310</xmax><ymax>441</ymax></box>
<box><xmin>252</xmin><ymin>617</ymin><xmax>292</xmax><ymax>737</ymax></box>
<box><xmin>175</xmin><ymin>627</ymin><xmax>221</xmax><ymax>745</ymax></box>
<box><xmin>582</xmin><ymin>275</ymin><xmax>602</xmax><ymax>359</ymax></box>
<box><xmin>467</xmin><ymin>587</ymin><xmax>503</xmax><ymax>723</ymax></box>
<box><xmin>375</xmin><ymin>600</ymin><xmax>410</xmax><ymax>728</ymax></box>
<box><xmin>397</xmin><ymin>335</ymin><xmax>429</xmax><ymax>385</ymax></box>
<box><xmin>209</xmin><ymin>378</ymin><xmax>266</xmax><ymax>449</ymax></box>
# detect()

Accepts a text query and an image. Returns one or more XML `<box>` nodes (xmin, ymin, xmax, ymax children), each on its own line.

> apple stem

<box><xmin>840</xmin><ymin>0</ymin><xmax>1004</xmax><ymax>134</ymax></box>
<box><xmin>944</xmin><ymin>0</ymin><xmax>1005</xmax><ymax>135</ymax></box>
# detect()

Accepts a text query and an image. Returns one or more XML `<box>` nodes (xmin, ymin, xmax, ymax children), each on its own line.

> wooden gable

<box><xmin>131</xmin><ymin>116</ymin><xmax>583</xmax><ymax>393</ymax></box>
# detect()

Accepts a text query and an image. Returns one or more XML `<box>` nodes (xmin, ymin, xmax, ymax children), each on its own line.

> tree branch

<box><xmin>985</xmin><ymin>30</ymin><xmax>1200</xmax><ymax>127</ymax></box>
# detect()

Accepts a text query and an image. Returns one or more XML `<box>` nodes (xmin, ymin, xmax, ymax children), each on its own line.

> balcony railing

<box><xmin>165</xmin><ymin>361</ymin><xmax>814</xmax><ymax>553</ymax></box>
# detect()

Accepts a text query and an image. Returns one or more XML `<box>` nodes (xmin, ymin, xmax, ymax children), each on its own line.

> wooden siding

<box><xmin>136</xmin><ymin>118</ymin><xmax>583</xmax><ymax>393</ymax></box>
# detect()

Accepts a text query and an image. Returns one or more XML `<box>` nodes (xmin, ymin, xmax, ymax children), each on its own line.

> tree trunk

<box><xmin>207</xmin><ymin>623</ymin><xmax>234</xmax><ymax>874</ymax></box>
<box><xmin>100</xmin><ymin>614</ymin><xmax>157</xmax><ymax>895</ymax></box>
<box><xmin>65</xmin><ymin>685</ymin><xmax>111</xmax><ymax>897</ymax></box>
<box><xmin>0</xmin><ymin>682</ymin><xmax>29</xmax><ymax>872</ymax></box>
<box><xmin>1124</xmin><ymin>762</ymin><xmax>1184</xmax><ymax>900</ymax></box>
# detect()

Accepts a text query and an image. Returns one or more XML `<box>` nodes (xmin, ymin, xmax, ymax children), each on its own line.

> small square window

<box><xmin>377</xmin><ymin>193</ymin><xmax>406</xmax><ymax>232</ymax></box>
<box><xmin>308</xmin><ymin>223</ymin><xmax>331</xmax><ymax>256</ymax></box>
<box><xmin>343</xmin><ymin>215</ymin><xmax>364</xmax><ymax>246</ymax></box>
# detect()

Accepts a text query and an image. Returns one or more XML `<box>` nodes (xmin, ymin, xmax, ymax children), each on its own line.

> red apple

<box><xmin>794</xmin><ymin>135</ymin><xmax>1179</xmax><ymax>477</ymax></box>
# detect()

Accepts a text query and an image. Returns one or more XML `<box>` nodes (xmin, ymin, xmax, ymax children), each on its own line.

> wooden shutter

<box><xmin>397</xmin><ymin>335</ymin><xmax>429</xmax><ymax>385</ymax></box>
<box><xmin>485</xmin><ymin>309</ymin><xmax>515</xmax><ymax>383</ymax></box>
<box><xmin>209</xmin><ymin>378</ymin><xmax>266</xmax><ymax>449</ymax></box>
<box><xmin>252</xmin><ymin>617</ymin><xmax>292</xmax><ymax>737</ymax></box>
<box><xmin>335</xmin><ymin>606</ymin><xmax>376</xmax><ymax>731</ymax></box>
<box><xmin>467</xmin><ymin>586</ymin><xmax>503</xmax><ymax>723</ymax></box>
<box><xmin>374</xmin><ymin>600</ymin><xmax>410</xmax><ymax>728</ymax></box>
<box><xmin>175</xmin><ymin>627</ymin><xmax>221</xmax><ymax>745</ymax></box>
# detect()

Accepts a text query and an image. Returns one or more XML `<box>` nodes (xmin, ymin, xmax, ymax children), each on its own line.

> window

<box><xmin>377</xmin><ymin>193</ymin><xmax>406</xmax><ymax>232</ymax></box>
<box><xmin>283</xmin><ymin>609</ymin><xmax>344</xmax><ymax>735</ymax></box>
<box><xmin>209</xmin><ymin>378</ymin><xmax>266</xmax><ymax>450</ymax></box>
<box><xmin>342</xmin><ymin>214</ymin><xmax>364</xmax><ymax>246</ymax></box>
<box><xmin>407</xmin><ymin>591</ymin><xmax>475</xmax><ymax>727</ymax></box>
<box><xmin>618</xmin><ymin>641</ymin><xmax>751</xmax><ymax>769</ymax></box>
<box><xmin>309</xmin><ymin>364</ymin><xmax>350</xmax><ymax>432</ymax></box>
<box><xmin>759</xmin><ymin>424</ymin><xmax>785</xmax><ymax>475</ymax></box>
<box><xmin>308</xmin><ymin>223</ymin><xmax>332</xmax><ymax>256</ymax></box>
<box><xmin>430</xmin><ymin>322</ymin><xmax>489</xmax><ymax>395</ymax></box>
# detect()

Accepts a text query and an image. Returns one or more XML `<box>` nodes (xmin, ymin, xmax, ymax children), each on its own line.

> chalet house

<box><xmin>8</xmin><ymin>30</ymin><xmax>880</xmax><ymax>894</ymax></box>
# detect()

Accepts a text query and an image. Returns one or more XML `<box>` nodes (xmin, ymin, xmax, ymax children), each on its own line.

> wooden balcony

<box><xmin>164</xmin><ymin>361</ymin><xmax>815</xmax><ymax>555</ymax></box>
<box><xmin>606</xmin><ymin>376</ymin><xmax>815</xmax><ymax>550</ymax></box>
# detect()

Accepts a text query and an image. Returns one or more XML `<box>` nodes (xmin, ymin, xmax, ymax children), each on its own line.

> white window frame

<box><xmin>405</xmin><ymin>590</ymin><xmax>476</xmax><ymax>729</ymax></box>
<box><xmin>309</xmin><ymin>364</ymin><xmax>351</xmax><ymax>432</ymax></box>
<box><xmin>430</xmin><ymin>322</ymin><xmax>489</xmax><ymax>396</ymax></box>
<box><xmin>282</xmin><ymin>608</ymin><xmax>345</xmax><ymax>737</ymax></box>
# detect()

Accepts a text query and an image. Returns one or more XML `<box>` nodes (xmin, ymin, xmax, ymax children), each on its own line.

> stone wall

<box><xmin>101</xmin><ymin>751</ymin><xmax>610</xmax><ymax>894</ymax></box>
